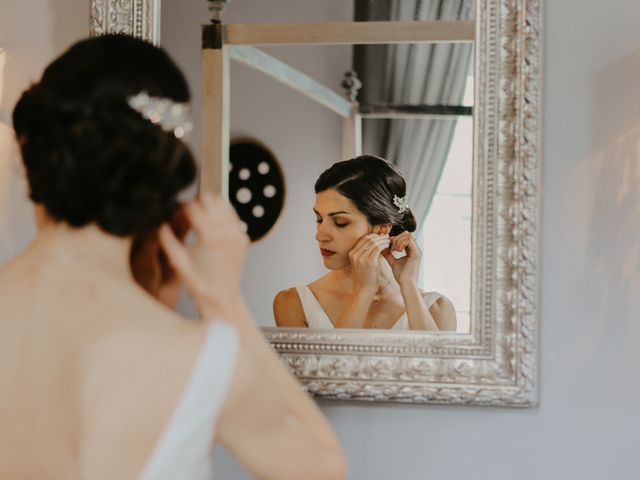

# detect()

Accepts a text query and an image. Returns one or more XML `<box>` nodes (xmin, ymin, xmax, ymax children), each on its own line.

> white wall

<box><xmin>1</xmin><ymin>1</ymin><xmax>639</xmax><ymax>479</ymax></box>
<box><xmin>0</xmin><ymin>0</ymin><xmax>87</xmax><ymax>263</ymax></box>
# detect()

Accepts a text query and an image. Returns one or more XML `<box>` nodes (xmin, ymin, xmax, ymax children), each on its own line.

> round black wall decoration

<box><xmin>228</xmin><ymin>139</ymin><xmax>285</xmax><ymax>242</ymax></box>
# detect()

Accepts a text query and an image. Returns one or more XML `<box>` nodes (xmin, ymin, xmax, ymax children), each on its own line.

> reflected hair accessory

<box><xmin>127</xmin><ymin>91</ymin><xmax>193</xmax><ymax>139</ymax></box>
<box><xmin>393</xmin><ymin>194</ymin><xmax>410</xmax><ymax>214</ymax></box>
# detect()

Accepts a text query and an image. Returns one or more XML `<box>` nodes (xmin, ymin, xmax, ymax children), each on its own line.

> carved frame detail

<box><xmin>90</xmin><ymin>0</ymin><xmax>160</xmax><ymax>44</ymax></box>
<box><xmin>88</xmin><ymin>0</ymin><xmax>542</xmax><ymax>407</ymax></box>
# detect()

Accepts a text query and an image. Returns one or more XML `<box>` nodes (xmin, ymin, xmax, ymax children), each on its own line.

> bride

<box><xmin>274</xmin><ymin>155</ymin><xmax>457</xmax><ymax>331</ymax></box>
<box><xmin>0</xmin><ymin>34</ymin><xmax>345</xmax><ymax>479</ymax></box>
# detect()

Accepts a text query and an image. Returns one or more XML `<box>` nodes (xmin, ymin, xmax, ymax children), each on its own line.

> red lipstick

<box><xmin>320</xmin><ymin>248</ymin><xmax>336</xmax><ymax>257</ymax></box>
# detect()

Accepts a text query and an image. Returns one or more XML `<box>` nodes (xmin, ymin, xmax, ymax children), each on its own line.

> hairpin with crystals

<box><xmin>393</xmin><ymin>194</ymin><xmax>410</xmax><ymax>214</ymax></box>
<box><xmin>127</xmin><ymin>91</ymin><xmax>193</xmax><ymax>139</ymax></box>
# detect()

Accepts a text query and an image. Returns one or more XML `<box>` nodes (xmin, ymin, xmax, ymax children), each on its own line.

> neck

<box><xmin>27</xmin><ymin>218</ymin><xmax>134</xmax><ymax>280</ymax></box>
<box><xmin>339</xmin><ymin>262</ymin><xmax>395</xmax><ymax>296</ymax></box>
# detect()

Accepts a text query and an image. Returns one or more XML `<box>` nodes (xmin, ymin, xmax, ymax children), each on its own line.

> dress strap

<box><xmin>140</xmin><ymin>320</ymin><xmax>239</xmax><ymax>480</ymax></box>
<box><xmin>421</xmin><ymin>291</ymin><xmax>443</xmax><ymax>310</ymax></box>
<box><xmin>295</xmin><ymin>285</ymin><xmax>334</xmax><ymax>328</ymax></box>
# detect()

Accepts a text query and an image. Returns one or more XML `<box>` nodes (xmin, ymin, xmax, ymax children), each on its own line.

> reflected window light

<box><xmin>420</xmin><ymin>75</ymin><xmax>474</xmax><ymax>333</ymax></box>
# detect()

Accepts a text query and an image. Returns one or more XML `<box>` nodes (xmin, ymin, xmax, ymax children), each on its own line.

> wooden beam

<box><xmin>201</xmin><ymin>46</ymin><xmax>230</xmax><ymax>197</ymax></box>
<box><xmin>341</xmin><ymin>113</ymin><xmax>362</xmax><ymax>160</ymax></box>
<box><xmin>229</xmin><ymin>45</ymin><xmax>352</xmax><ymax>118</ymax></box>
<box><xmin>224</xmin><ymin>20</ymin><xmax>474</xmax><ymax>45</ymax></box>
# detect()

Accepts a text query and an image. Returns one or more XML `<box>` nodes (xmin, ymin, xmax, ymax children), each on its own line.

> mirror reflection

<box><xmin>160</xmin><ymin>0</ymin><xmax>473</xmax><ymax>332</ymax></box>
<box><xmin>274</xmin><ymin>155</ymin><xmax>459</xmax><ymax>331</ymax></box>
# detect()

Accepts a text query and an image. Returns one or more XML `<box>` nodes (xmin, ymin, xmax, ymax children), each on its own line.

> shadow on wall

<box><xmin>563</xmin><ymin>48</ymin><xmax>640</xmax><ymax>393</ymax></box>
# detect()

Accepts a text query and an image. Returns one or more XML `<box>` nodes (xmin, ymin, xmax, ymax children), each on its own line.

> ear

<box><xmin>372</xmin><ymin>224</ymin><xmax>392</xmax><ymax>235</ymax></box>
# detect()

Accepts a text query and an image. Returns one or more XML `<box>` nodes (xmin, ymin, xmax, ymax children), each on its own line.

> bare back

<box><xmin>0</xmin><ymin>252</ymin><xmax>208</xmax><ymax>479</ymax></box>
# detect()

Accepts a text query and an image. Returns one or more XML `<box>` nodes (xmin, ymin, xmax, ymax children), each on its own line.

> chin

<box><xmin>322</xmin><ymin>255</ymin><xmax>349</xmax><ymax>270</ymax></box>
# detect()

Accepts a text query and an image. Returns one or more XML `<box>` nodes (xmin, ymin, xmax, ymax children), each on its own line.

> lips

<box><xmin>320</xmin><ymin>248</ymin><xmax>336</xmax><ymax>257</ymax></box>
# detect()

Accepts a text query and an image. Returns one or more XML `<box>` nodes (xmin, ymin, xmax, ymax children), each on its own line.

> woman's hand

<box><xmin>347</xmin><ymin>233</ymin><xmax>390</xmax><ymax>296</ymax></box>
<box><xmin>382</xmin><ymin>231</ymin><xmax>422</xmax><ymax>287</ymax></box>
<box><xmin>158</xmin><ymin>193</ymin><xmax>250</xmax><ymax>319</ymax></box>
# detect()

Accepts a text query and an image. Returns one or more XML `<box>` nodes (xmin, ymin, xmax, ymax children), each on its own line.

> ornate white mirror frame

<box><xmin>90</xmin><ymin>0</ymin><xmax>542</xmax><ymax>407</ymax></box>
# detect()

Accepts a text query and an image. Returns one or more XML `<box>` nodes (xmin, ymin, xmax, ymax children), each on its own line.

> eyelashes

<box><xmin>316</xmin><ymin>219</ymin><xmax>348</xmax><ymax>228</ymax></box>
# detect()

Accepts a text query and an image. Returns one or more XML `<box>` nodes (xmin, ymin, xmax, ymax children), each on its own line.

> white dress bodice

<box><xmin>295</xmin><ymin>285</ymin><xmax>442</xmax><ymax>330</ymax></box>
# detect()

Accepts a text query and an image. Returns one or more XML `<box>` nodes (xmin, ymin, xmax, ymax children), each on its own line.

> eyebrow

<box><xmin>313</xmin><ymin>208</ymin><xmax>352</xmax><ymax>216</ymax></box>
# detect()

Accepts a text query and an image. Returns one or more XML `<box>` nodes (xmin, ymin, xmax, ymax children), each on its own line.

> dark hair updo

<box><xmin>12</xmin><ymin>34</ymin><xmax>196</xmax><ymax>237</ymax></box>
<box><xmin>314</xmin><ymin>155</ymin><xmax>416</xmax><ymax>236</ymax></box>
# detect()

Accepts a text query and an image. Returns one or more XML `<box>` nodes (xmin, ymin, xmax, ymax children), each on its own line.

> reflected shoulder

<box><xmin>273</xmin><ymin>288</ymin><xmax>307</xmax><ymax>327</ymax></box>
<box><xmin>428</xmin><ymin>295</ymin><xmax>457</xmax><ymax>331</ymax></box>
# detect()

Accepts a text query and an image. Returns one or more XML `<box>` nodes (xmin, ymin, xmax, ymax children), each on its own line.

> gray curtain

<box><xmin>354</xmin><ymin>0</ymin><xmax>473</xmax><ymax>225</ymax></box>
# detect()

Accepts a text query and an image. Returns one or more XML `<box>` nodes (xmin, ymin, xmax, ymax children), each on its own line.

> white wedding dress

<box><xmin>295</xmin><ymin>285</ymin><xmax>443</xmax><ymax>330</ymax></box>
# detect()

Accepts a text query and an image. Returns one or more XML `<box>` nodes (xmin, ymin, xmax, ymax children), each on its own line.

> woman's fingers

<box><xmin>381</xmin><ymin>248</ymin><xmax>396</xmax><ymax>266</ymax></box>
<box><xmin>199</xmin><ymin>193</ymin><xmax>249</xmax><ymax>242</ymax></box>
<box><xmin>184</xmin><ymin>201</ymin><xmax>212</xmax><ymax>239</ymax></box>
<box><xmin>349</xmin><ymin>235</ymin><xmax>390</xmax><ymax>272</ymax></box>
<box><xmin>362</xmin><ymin>234</ymin><xmax>390</xmax><ymax>252</ymax></box>
<box><xmin>158</xmin><ymin>223</ymin><xmax>193</xmax><ymax>276</ymax></box>
<box><xmin>390</xmin><ymin>232</ymin><xmax>415</xmax><ymax>252</ymax></box>
<box><xmin>201</xmin><ymin>192</ymin><xmax>234</xmax><ymax>223</ymax></box>
<box><xmin>404</xmin><ymin>234</ymin><xmax>421</xmax><ymax>255</ymax></box>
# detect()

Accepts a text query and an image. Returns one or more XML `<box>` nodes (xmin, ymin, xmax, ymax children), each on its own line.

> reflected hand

<box><xmin>158</xmin><ymin>193</ymin><xmax>250</xmax><ymax>319</ymax></box>
<box><xmin>348</xmin><ymin>233</ymin><xmax>390</xmax><ymax>296</ymax></box>
<box><xmin>382</xmin><ymin>231</ymin><xmax>421</xmax><ymax>287</ymax></box>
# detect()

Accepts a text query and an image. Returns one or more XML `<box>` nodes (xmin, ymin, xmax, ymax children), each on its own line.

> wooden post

<box><xmin>341</xmin><ymin>71</ymin><xmax>362</xmax><ymax>159</ymax></box>
<box><xmin>341</xmin><ymin>115</ymin><xmax>362</xmax><ymax>160</ymax></box>
<box><xmin>201</xmin><ymin>2</ymin><xmax>230</xmax><ymax>197</ymax></box>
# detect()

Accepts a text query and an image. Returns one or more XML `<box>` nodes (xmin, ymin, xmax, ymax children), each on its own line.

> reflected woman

<box><xmin>274</xmin><ymin>155</ymin><xmax>457</xmax><ymax>331</ymax></box>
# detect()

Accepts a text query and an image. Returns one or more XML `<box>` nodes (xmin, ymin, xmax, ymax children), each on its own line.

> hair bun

<box><xmin>12</xmin><ymin>34</ymin><xmax>196</xmax><ymax>237</ymax></box>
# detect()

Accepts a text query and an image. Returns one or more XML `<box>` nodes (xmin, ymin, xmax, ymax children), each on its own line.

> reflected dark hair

<box><xmin>314</xmin><ymin>155</ymin><xmax>416</xmax><ymax>236</ymax></box>
<box><xmin>12</xmin><ymin>34</ymin><xmax>196</xmax><ymax>237</ymax></box>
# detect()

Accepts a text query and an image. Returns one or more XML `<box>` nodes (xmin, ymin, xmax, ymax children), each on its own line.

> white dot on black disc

<box><xmin>239</xmin><ymin>168</ymin><xmax>250</xmax><ymax>180</ymax></box>
<box><xmin>263</xmin><ymin>185</ymin><xmax>276</xmax><ymax>198</ymax></box>
<box><xmin>258</xmin><ymin>162</ymin><xmax>270</xmax><ymax>174</ymax></box>
<box><xmin>236</xmin><ymin>188</ymin><xmax>252</xmax><ymax>204</ymax></box>
<box><xmin>252</xmin><ymin>205</ymin><xmax>265</xmax><ymax>218</ymax></box>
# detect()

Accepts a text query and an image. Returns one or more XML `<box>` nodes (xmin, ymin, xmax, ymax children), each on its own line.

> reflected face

<box><xmin>314</xmin><ymin>189</ymin><xmax>371</xmax><ymax>270</ymax></box>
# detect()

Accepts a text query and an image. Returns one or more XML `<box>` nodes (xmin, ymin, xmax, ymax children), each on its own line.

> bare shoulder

<box><xmin>273</xmin><ymin>287</ymin><xmax>307</xmax><ymax>327</ymax></box>
<box><xmin>427</xmin><ymin>294</ymin><xmax>457</xmax><ymax>331</ymax></box>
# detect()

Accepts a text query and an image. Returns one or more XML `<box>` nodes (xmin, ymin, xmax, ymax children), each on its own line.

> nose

<box><xmin>315</xmin><ymin>222</ymin><xmax>331</xmax><ymax>243</ymax></box>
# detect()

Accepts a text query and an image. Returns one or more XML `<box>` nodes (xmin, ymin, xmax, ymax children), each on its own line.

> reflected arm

<box><xmin>400</xmin><ymin>283</ymin><xmax>439</xmax><ymax>330</ymax></box>
<box><xmin>400</xmin><ymin>284</ymin><xmax>457</xmax><ymax>331</ymax></box>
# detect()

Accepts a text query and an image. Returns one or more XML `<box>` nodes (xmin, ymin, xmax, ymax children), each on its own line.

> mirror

<box><xmin>90</xmin><ymin>0</ymin><xmax>542</xmax><ymax>406</ymax></box>
<box><xmin>158</xmin><ymin>0</ymin><xmax>475</xmax><ymax>332</ymax></box>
